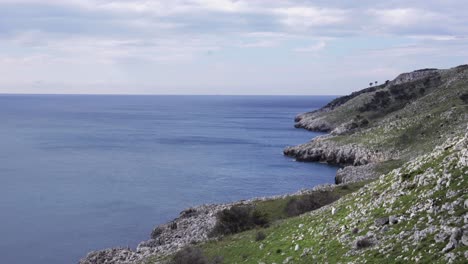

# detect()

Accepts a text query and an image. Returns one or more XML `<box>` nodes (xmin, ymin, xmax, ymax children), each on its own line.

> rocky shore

<box><xmin>79</xmin><ymin>184</ymin><xmax>340</xmax><ymax>264</ymax></box>
<box><xmin>283</xmin><ymin>135</ymin><xmax>392</xmax><ymax>166</ymax></box>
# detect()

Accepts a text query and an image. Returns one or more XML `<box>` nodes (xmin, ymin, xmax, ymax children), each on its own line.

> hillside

<box><xmin>285</xmin><ymin>65</ymin><xmax>468</xmax><ymax>183</ymax></box>
<box><xmin>197</xmin><ymin>130</ymin><xmax>467</xmax><ymax>263</ymax></box>
<box><xmin>80</xmin><ymin>65</ymin><xmax>468</xmax><ymax>264</ymax></box>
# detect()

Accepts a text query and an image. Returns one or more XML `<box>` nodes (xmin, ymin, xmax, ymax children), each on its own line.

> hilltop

<box><xmin>80</xmin><ymin>65</ymin><xmax>468</xmax><ymax>264</ymax></box>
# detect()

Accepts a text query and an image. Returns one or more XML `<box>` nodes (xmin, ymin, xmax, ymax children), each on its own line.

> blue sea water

<box><xmin>0</xmin><ymin>95</ymin><xmax>337</xmax><ymax>264</ymax></box>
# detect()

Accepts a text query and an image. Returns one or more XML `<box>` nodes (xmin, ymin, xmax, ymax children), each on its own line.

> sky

<box><xmin>0</xmin><ymin>0</ymin><xmax>467</xmax><ymax>95</ymax></box>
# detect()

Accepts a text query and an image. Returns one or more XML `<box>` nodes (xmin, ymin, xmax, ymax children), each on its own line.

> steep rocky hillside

<box><xmin>285</xmin><ymin>65</ymin><xmax>468</xmax><ymax>183</ymax></box>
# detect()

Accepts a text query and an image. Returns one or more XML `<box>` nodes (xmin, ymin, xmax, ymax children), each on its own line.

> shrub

<box><xmin>359</xmin><ymin>118</ymin><xmax>369</xmax><ymax>127</ymax></box>
<box><xmin>211</xmin><ymin>256</ymin><xmax>224</xmax><ymax>264</ymax></box>
<box><xmin>151</xmin><ymin>226</ymin><xmax>163</xmax><ymax>239</ymax></box>
<box><xmin>284</xmin><ymin>191</ymin><xmax>339</xmax><ymax>217</ymax></box>
<box><xmin>210</xmin><ymin>205</ymin><xmax>269</xmax><ymax>236</ymax></box>
<box><xmin>255</xmin><ymin>231</ymin><xmax>266</xmax><ymax>241</ymax></box>
<box><xmin>359</xmin><ymin>90</ymin><xmax>391</xmax><ymax>112</ymax></box>
<box><xmin>460</xmin><ymin>92</ymin><xmax>468</xmax><ymax>103</ymax></box>
<box><xmin>171</xmin><ymin>246</ymin><xmax>207</xmax><ymax>264</ymax></box>
<box><xmin>171</xmin><ymin>246</ymin><xmax>223</xmax><ymax>264</ymax></box>
<box><xmin>355</xmin><ymin>237</ymin><xmax>373</xmax><ymax>249</ymax></box>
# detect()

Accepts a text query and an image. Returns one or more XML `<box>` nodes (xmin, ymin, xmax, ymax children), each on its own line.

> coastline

<box><xmin>80</xmin><ymin>64</ymin><xmax>468</xmax><ymax>264</ymax></box>
<box><xmin>79</xmin><ymin>183</ymin><xmax>346</xmax><ymax>264</ymax></box>
<box><xmin>79</xmin><ymin>130</ymin><xmax>352</xmax><ymax>264</ymax></box>
<box><xmin>80</xmin><ymin>113</ymin><xmax>384</xmax><ymax>264</ymax></box>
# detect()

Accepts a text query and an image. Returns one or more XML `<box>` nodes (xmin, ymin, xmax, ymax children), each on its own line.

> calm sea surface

<box><xmin>0</xmin><ymin>95</ymin><xmax>337</xmax><ymax>264</ymax></box>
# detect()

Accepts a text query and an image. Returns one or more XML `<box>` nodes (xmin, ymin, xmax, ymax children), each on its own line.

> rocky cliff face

<box><xmin>79</xmin><ymin>204</ymin><xmax>232</xmax><ymax>264</ymax></box>
<box><xmin>283</xmin><ymin>136</ymin><xmax>391</xmax><ymax>166</ymax></box>
<box><xmin>294</xmin><ymin>113</ymin><xmax>334</xmax><ymax>132</ymax></box>
<box><xmin>286</xmin><ymin>65</ymin><xmax>468</xmax><ymax>184</ymax></box>
<box><xmin>391</xmin><ymin>68</ymin><xmax>439</xmax><ymax>85</ymax></box>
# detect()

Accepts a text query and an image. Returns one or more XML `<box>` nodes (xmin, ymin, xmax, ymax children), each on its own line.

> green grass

<box><xmin>195</xmin><ymin>143</ymin><xmax>466</xmax><ymax>264</ymax></box>
<box><xmin>251</xmin><ymin>180</ymin><xmax>370</xmax><ymax>223</ymax></box>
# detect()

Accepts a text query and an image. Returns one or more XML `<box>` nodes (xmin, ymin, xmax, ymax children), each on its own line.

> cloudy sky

<box><xmin>0</xmin><ymin>0</ymin><xmax>467</xmax><ymax>95</ymax></box>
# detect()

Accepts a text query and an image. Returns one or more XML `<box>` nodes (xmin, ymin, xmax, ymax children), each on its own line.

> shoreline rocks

<box><xmin>79</xmin><ymin>184</ymin><xmax>343</xmax><ymax>264</ymax></box>
<box><xmin>283</xmin><ymin>136</ymin><xmax>391</xmax><ymax>167</ymax></box>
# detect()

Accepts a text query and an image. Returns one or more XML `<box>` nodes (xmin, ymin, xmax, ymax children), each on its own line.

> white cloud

<box><xmin>295</xmin><ymin>41</ymin><xmax>327</xmax><ymax>52</ymax></box>
<box><xmin>407</xmin><ymin>34</ymin><xmax>458</xmax><ymax>41</ymax></box>
<box><xmin>370</xmin><ymin>8</ymin><xmax>441</xmax><ymax>27</ymax></box>
<box><xmin>0</xmin><ymin>1</ymin><xmax>467</xmax><ymax>94</ymax></box>
<box><xmin>238</xmin><ymin>40</ymin><xmax>277</xmax><ymax>48</ymax></box>
<box><xmin>275</xmin><ymin>6</ymin><xmax>348</xmax><ymax>29</ymax></box>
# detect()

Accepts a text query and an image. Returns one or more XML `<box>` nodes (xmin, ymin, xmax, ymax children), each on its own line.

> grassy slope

<box><xmin>328</xmin><ymin>67</ymin><xmax>467</xmax><ymax>157</ymax></box>
<box><xmin>141</xmin><ymin>182</ymin><xmax>369</xmax><ymax>264</ymax></box>
<box><xmin>200</xmin><ymin>134</ymin><xmax>467</xmax><ymax>263</ymax></box>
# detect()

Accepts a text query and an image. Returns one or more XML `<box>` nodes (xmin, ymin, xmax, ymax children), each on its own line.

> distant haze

<box><xmin>0</xmin><ymin>0</ymin><xmax>467</xmax><ymax>95</ymax></box>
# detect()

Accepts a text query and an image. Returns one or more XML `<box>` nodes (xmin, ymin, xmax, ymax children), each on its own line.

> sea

<box><xmin>0</xmin><ymin>95</ymin><xmax>338</xmax><ymax>264</ymax></box>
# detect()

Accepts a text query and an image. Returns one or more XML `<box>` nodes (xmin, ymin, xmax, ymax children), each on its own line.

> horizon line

<box><xmin>0</xmin><ymin>93</ymin><xmax>342</xmax><ymax>97</ymax></box>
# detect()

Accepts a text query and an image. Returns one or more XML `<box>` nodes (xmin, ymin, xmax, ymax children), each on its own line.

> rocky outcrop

<box><xmin>391</xmin><ymin>68</ymin><xmax>439</xmax><ymax>85</ymax></box>
<box><xmin>294</xmin><ymin>112</ymin><xmax>333</xmax><ymax>132</ymax></box>
<box><xmin>283</xmin><ymin>136</ymin><xmax>392</xmax><ymax>184</ymax></box>
<box><xmin>335</xmin><ymin>163</ymin><xmax>378</xmax><ymax>184</ymax></box>
<box><xmin>79</xmin><ymin>248</ymin><xmax>140</xmax><ymax>264</ymax></box>
<box><xmin>283</xmin><ymin>136</ymin><xmax>391</xmax><ymax>166</ymax></box>
<box><xmin>79</xmin><ymin>203</ymin><xmax>232</xmax><ymax>264</ymax></box>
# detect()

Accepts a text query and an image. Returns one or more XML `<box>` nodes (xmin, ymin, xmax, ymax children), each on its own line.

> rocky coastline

<box><xmin>80</xmin><ymin>131</ymin><xmax>385</xmax><ymax>264</ymax></box>
<box><xmin>79</xmin><ymin>184</ymin><xmax>342</xmax><ymax>264</ymax></box>
<box><xmin>80</xmin><ymin>64</ymin><xmax>468</xmax><ymax>264</ymax></box>
<box><xmin>80</xmin><ymin>114</ymin><xmax>371</xmax><ymax>264</ymax></box>
<box><xmin>80</xmin><ymin>124</ymin><xmax>378</xmax><ymax>264</ymax></box>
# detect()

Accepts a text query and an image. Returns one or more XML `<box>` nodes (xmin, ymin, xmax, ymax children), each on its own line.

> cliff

<box><xmin>286</xmin><ymin>64</ymin><xmax>468</xmax><ymax>183</ymax></box>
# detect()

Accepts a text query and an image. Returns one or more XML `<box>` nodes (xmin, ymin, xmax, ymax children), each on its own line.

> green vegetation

<box><xmin>169</xmin><ymin>246</ymin><xmax>222</xmax><ymax>264</ymax></box>
<box><xmin>196</xmin><ymin>141</ymin><xmax>467</xmax><ymax>264</ymax></box>
<box><xmin>209</xmin><ymin>181</ymin><xmax>370</xmax><ymax>238</ymax></box>
<box><xmin>209</xmin><ymin>205</ymin><xmax>269</xmax><ymax>237</ymax></box>
<box><xmin>140</xmin><ymin>66</ymin><xmax>468</xmax><ymax>264</ymax></box>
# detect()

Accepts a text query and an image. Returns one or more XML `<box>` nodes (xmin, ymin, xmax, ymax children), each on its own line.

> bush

<box><xmin>255</xmin><ymin>231</ymin><xmax>266</xmax><ymax>241</ymax></box>
<box><xmin>211</xmin><ymin>256</ymin><xmax>224</xmax><ymax>264</ymax></box>
<box><xmin>359</xmin><ymin>90</ymin><xmax>391</xmax><ymax>112</ymax></box>
<box><xmin>284</xmin><ymin>191</ymin><xmax>339</xmax><ymax>217</ymax></box>
<box><xmin>355</xmin><ymin>237</ymin><xmax>373</xmax><ymax>249</ymax></box>
<box><xmin>210</xmin><ymin>205</ymin><xmax>269</xmax><ymax>236</ymax></box>
<box><xmin>359</xmin><ymin>118</ymin><xmax>369</xmax><ymax>127</ymax></box>
<box><xmin>171</xmin><ymin>246</ymin><xmax>223</xmax><ymax>264</ymax></box>
<box><xmin>171</xmin><ymin>246</ymin><xmax>207</xmax><ymax>264</ymax></box>
<box><xmin>460</xmin><ymin>92</ymin><xmax>468</xmax><ymax>103</ymax></box>
<box><xmin>151</xmin><ymin>226</ymin><xmax>163</xmax><ymax>239</ymax></box>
